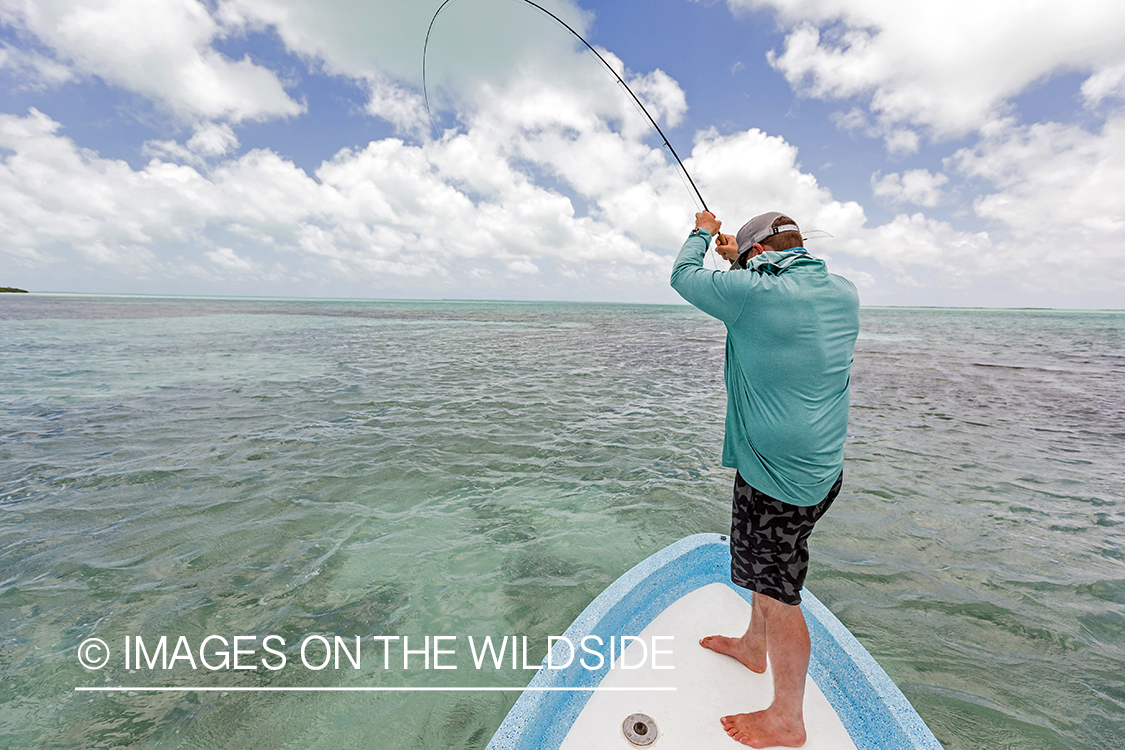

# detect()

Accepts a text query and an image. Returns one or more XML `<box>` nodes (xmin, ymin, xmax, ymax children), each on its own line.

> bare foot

<box><xmin>720</xmin><ymin>710</ymin><xmax>806</xmax><ymax>748</ymax></box>
<box><xmin>699</xmin><ymin>635</ymin><xmax>766</xmax><ymax>673</ymax></box>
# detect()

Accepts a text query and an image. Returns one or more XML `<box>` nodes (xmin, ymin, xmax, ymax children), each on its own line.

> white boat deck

<box><xmin>487</xmin><ymin>534</ymin><xmax>942</xmax><ymax>750</ymax></box>
<box><xmin>559</xmin><ymin>583</ymin><xmax>857</xmax><ymax>750</ymax></box>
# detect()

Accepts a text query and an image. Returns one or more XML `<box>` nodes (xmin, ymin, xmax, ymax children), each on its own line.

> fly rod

<box><xmin>423</xmin><ymin>0</ymin><xmax>710</xmax><ymax>214</ymax></box>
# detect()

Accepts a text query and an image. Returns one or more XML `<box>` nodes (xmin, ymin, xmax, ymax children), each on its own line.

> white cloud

<box><xmin>0</xmin><ymin>87</ymin><xmax>872</xmax><ymax>299</ymax></box>
<box><xmin>1082</xmin><ymin>61</ymin><xmax>1125</xmax><ymax>106</ymax></box>
<box><xmin>827</xmin><ymin>264</ymin><xmax>876</xmax><ymax>289</ymax></box>
<box><xmin>624</xmin><ymin>67</ymin><xmax>687</xmax><ymax>128</ymax></box>
<box><xmin>871</xmin><ymin>169</ymin><xmax>948</xmax><ymax>207</ymax></box>
<box><xmin>218</xmin><ymin>0</ymin><xmax>593</xmax><ymax>130</ymax></box>
<box><xmin>2</xmin><ymin>0</ymin><xmax>303</xmax><ymax>123</ymax></box>
<box><xmin>2</xmin><ymin>97</ymin><xmax>1005</xmax><ymax>298</ymax></box>
<box><xmin>951</xmin><ymin>115</ymin><xmax>1125</xmax><ymax>291</ymax></box>
<box><xmin>187</xmin><ymin>122</ymin><xmax>239</xmax><ymax>157</ymax></box>
<box><xmin>683</xmin><ymin>126</ymin><xmax>867</xmax><ymax>242</ymax></box>
<box><xmin>701</xmin><ymin>0</ymin><xmax>1125</xmax><ymax>305</ymax></box>
<box><xmin>0</xmin><ymin>108</ymin><xmax>213</xmax><ymax>266</ymax></box>
<box><xmin>144</xmin><ymin>121</ymin><xmax>242</xmax><ymax>166</ymax></box>
<box><xmin>205</xmin><ymin>246</ymin><xmax>256</xmax><ymax>272</ymax></box>
<box><xmin>0</xmin><ymin>107</ymin><xmax>655</xmax><ymax>292</ymax></box>
<box><xmin>831</xmin><ymin>106</ymin><xmax>867</xmax><ymax>132</ymax></box>
<box><xmin>845</xmin><ymin>212</ymin><xmax>994</xmax><ymax>281</ymax></box>
<box><xmin>364</xmin><ymin>75</ymin><xmax>429</xmax><ymax>136</ymax></box>
<box><xmin>326</xmin><ymin>0</ymin><xmax>589</xmax><ymax>82</ymax></box>
<box><xmin>141</xmin><ymin>139</ymin><xmax>196</xmax><ymax>164</ymax></box>
<box><xmin>726</xmin><ymin>0</ymin><xmax>1125</xmax><ymax>140</ymax></box>
<box><xmin>4</xmin><ymin>0</ymin><xmax>1120</xmax><ymax>305</ymax></box>
<box><xmin>0</xmin><ymin>0</ymin><xmax>689</xmax><ymax>295</ymax></box>
<box><xmin>507</xmin><ymin>259</ymin><xmax>540</xmax><ymax>275</ymax></box>
<box><xmin>0</xmin><ymin>43</ymin><xmax>75</xmax><ymax>88</ymax></box>
<box><xmin>882</xmin><ymin>128</ymin><xmax>918</xmax><ymax>156</ymax></box>
<box><xmin>216</xmin><ymin>0</ymin><xmax>685</xmax><ymax>141</ymax></box>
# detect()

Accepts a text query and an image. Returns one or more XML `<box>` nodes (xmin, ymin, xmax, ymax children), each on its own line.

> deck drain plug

<box><xmin>622</xmin><ymin>713</ymin><xmax>657</xmax><ymax>746</ymax></box>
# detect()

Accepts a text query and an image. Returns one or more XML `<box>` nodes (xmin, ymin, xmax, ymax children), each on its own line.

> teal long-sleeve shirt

<box><xmin>670</xmin><ymin>230</ymin><xmax>860</xmax><ymax>507</ymax></box>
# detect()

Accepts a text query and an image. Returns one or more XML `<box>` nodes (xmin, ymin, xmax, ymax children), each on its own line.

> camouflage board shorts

<box><xmin>729</xmin><ymin>470</ymin><xmax>843</xmax><ymax>606</ymax></box>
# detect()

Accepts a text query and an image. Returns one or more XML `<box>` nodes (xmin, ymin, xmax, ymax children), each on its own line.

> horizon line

<box><xmin>3</xmin><ymin>291</ymin><xmax>1122</xmax><ymax>313</ymax></box>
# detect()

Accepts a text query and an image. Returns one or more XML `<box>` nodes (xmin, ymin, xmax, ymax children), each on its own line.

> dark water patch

<box><xmin>1078</xmin><ymin>609</ymin><xmax>1125</xmax><ymax>651</ymax></box>
<box><xmin>499</xmin><ymin>546</ymin><xmax>603</xmax><ymax>638</ymax></box>
<box><xmin>468</xmin><ymin>498</ymin><xmax>541</xmax><ymax>547</ymax></box>
<box><xmin>911</xmin><ymin>684</ymin><xmax>1072</xmax><ymax>750</ymax></box>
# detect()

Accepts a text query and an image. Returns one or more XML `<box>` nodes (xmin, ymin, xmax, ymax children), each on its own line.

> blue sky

<box><xmin>1</xmin><ymin>0</ymin><xmax>1123</xmax><ymax>308</ymax></box>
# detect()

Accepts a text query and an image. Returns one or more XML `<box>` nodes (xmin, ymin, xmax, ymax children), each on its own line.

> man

<box><xmin>670</xmin><ymin>210</ymin><xmax>860</xmax><ymax>748</ymax></box>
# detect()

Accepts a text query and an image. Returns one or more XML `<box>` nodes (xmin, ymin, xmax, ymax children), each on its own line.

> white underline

<box><xmin>75</xmin><ymin>686</ymin><xmax>676</xmax><ymax>693</ymax></box>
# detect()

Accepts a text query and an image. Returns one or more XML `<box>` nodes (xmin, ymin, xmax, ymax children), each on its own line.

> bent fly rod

<box><xmin>423</xmin><ymin>0</ymin><xmax>711</xmax><ymax>215</ymax></box>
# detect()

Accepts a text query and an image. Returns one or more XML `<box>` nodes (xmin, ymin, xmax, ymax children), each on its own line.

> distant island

<box><xmin>1</xmin><ymin>287</ymin><xmax>28</xmax><ymax>293</ymax></box>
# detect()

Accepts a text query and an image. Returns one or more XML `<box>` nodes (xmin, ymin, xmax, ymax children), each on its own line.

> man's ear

<box><xmin>749</xmin><ymin>243</ymin><xmax>767</xmax><ymax>258</ymax></box>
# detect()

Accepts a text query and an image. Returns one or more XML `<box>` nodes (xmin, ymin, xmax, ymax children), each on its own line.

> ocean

<box><xmin>1</xmin><ymin>294</ymin><xmax>1122</xmax><ymax>749</ymax></box>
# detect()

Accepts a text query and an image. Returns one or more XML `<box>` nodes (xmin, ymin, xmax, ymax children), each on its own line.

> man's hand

<box><xmin>695</xmin><ymin>211</ymin><xmax>721</xmax><ymax>237</ymax></box>
<box><xmin>715</xmin><ymin>233</ymin><xmax>739</xmax><ymax>264</ymax></box>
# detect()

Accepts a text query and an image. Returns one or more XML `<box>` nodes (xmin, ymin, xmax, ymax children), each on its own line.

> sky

<box><xmin>0</xmin><ymin>0</ymin><xmax>1123</xmax><ymax>308</ymax></box>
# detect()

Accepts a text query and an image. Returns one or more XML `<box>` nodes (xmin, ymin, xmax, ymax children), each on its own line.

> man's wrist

<box><xmin>690</xmin><ymin>227</ymin><xmax>713</xmax><ymax>239</ymax></box>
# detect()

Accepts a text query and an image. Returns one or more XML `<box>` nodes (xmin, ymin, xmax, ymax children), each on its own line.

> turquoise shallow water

<box><xmin>1</xmin><ymin>295</ymin><xmax>1123</xmax><ymax>749</ymax></box>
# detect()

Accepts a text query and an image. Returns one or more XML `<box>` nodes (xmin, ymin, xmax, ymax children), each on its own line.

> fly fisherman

<box><xmin>670</xmin><ymin>210</ymin><xmax>860</xmax><ymax>748</ymax></box>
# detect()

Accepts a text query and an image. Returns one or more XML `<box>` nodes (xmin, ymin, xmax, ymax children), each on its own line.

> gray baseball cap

<box><xmin>735</xmin><ymin>212</ymin><xmax>800</xmax><ymax>257</ymax></box>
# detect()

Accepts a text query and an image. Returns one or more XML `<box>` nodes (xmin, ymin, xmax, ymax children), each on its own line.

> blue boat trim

<box><xmin>486</xmin><ymin>533</ymin><xmax>943</xmax><ymax>750</ymax></box>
